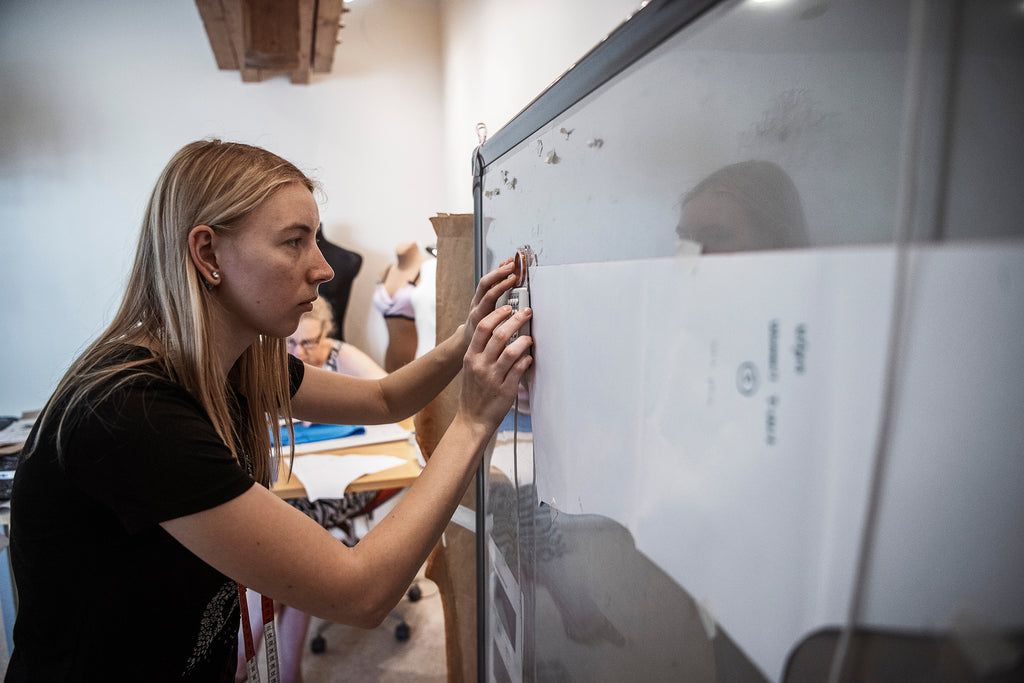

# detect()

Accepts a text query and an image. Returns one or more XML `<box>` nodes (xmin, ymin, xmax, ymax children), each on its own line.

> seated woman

<box><xmin>288</xmin><ymin>297</ymin><xmax>386</xmax><ymax>381</ymax></box>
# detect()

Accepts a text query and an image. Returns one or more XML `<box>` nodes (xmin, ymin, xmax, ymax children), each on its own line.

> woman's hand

<box><xmin>458</xmin><ymin>297</ymin><xmax>533</xmax><ymax>433</ymax></box>
<box><xmin>460</xmin><ymin>258</ymin><xmax>518</xmax><ymax>349</ymax></box>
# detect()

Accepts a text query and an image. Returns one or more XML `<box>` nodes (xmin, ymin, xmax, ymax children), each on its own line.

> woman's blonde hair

<box><xmin>29</xmin><ymin>139</ymin><xmax>319</xmax><ymax>486</ymax></box>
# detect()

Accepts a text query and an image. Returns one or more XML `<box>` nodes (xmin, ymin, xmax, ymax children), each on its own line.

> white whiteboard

<box><xmin>476</xmin><ymin>1</ymin><xmax>1024</xmax><ymax>680</ymax></box>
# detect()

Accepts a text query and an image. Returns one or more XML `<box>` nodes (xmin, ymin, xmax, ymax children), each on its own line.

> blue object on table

<box><xmin>278</xmin><ymin>423</ymin><xmax>365</xmax><ymax>446</ymax></box>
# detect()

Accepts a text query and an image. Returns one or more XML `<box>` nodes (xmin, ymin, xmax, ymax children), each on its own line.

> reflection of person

<box><xmin>489</xmin><ymin>481</ymin><xmax>624</xmax><ymax>648</ymax></box>
<box><xmin>235</xmin><ymin>296</ymin><xmax>386</xmax><ymax>682</ymax></box>
<box><xmin>677</xmin><ymin>160</ymin><xmax>809</xmax><ymax>254</ymax></box>
<box><xmin>488</xmin><ymin>480</ymin><xmax>764</xmax><ymax>680</ymax></box>
<box><xmin>8</xmin><ymin>139</ymin><xmax>534</xmax><ymax>680</ymax></box>
<box><xmin>373</xmin><ymin>241</ymin><xmax>429</xmax><ymax>372</ymax></box>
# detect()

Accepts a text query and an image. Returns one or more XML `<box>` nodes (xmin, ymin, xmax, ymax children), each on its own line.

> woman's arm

<box><xmin>335</xmin><ymin>342</ymin><xmax>387</xmax><ymax>380</ymax></box>
<box><xmin>291</xmin><ymin>259</ymin><xmax>519</xmax><ymax>426</ymax></box>
<box><xmin>162</xmin><ymin>292</ymin><xmax>533</xmax><ymax>627</ymax></box>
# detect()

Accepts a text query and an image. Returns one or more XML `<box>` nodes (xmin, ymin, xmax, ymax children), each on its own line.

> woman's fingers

<box><xmin>458</xmin><ymin>257</ymin><xmax>536</xmax><ymax>427</ymax></box>
<box><xmin>486</xmin><ymin>309</ymin><xmax>533</xmax><ymax>364</ymax></box>
<box><xmin>495</xmin><ymin>334</ymin><xmax>534</xmax><ymax>386</ymax></box>
<box><xmin>472</xmin><ymin>261</ymin><xmax>516</xmax><ymax>308</ymax></box>
<box><xmin>461</xmin><ymin>305</ymin><xmax>534</xmax><ymax>426</ymax></box>
<box><xmin>471</xmin><ymin>309</ymin><xmax>533</xmax><ymax>389</ymax></box>
<box><xmin>468</xmin><ymin>257</ymin><xmax>523</xmax><ymax>322</ymax></box>
<box><xmin>469</xmin><ymin>305</ymin><xmax>531</xmax><ymax>355</ymax></box>
<box><xmin>468</xmin><ymin>305</ymin><xmax>512</xmax><ymax>352</ymax></box>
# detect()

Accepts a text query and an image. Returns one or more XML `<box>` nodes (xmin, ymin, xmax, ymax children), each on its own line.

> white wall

<box><xmin>0</xmin><ymin>0</ymin><xmax>445</xmax><ymax>414</ymax></box>
<box><xmin>0</xmin><ymin>0</ymin><xmax>642</xmax><ymax>415</ymax></box>
<box><xmin>439</xmin><ymin>0</ymin><xmax>644</xmax><ymax>212</ymax></box>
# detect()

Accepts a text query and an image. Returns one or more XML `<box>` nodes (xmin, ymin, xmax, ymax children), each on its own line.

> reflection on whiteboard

<box><xmin>528</xmin><ymin>243</ymin><xmax>1024</xmax><ymax>679</ymax></box>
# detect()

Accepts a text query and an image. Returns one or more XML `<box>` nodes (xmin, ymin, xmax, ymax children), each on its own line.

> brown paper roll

<box><xmin>413</xmin><ymin>212</ymin><xmax>478</xmax><ymax>682</ymax></box>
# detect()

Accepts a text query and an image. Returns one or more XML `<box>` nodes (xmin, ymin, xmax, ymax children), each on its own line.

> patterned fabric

<box><xmin>287</xmin><ymin>491</ymin><xmax>375</xmax><ymax>545</ymax></box>
<box><xmin>183</xmin><ymin>581</ymin><xmax>242</xmax><ymax>676</ymax></box>
<box><xmin>322</xmin><ymin>339</ymin><xmax>345</xmax><ymax>374</ymax></box>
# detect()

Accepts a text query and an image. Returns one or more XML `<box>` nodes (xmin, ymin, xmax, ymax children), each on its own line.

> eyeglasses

<box><xmin>286</xmin><ymin>323</ymin><xmax>325</xmax><ymax>353</ymax></box>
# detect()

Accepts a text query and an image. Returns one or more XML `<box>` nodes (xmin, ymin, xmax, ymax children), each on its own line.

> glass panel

<box><xmin>481</xmin><ymin>0</ymin><xmax>913</xmax><ymax>274</ymax></box>
<box><xmin>478</xmin><ymin>1</ymin><xmax>1024</xmax><ymax>681</ymax></box>
<box><xmin>943</xmin><ymin>0</ymin><xmax>1024</xmax><ymax>240</ymax></box>
<box><xmin>487</xmin><ymin>403</ymin><xmax>535</xmax><ymax>682</ymax></box>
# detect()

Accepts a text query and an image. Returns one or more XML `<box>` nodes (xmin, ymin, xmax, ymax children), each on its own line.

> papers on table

<box><xmin>288</xmin><ymin>454</ymin><xmax>408</xmax><ymax>502</ymax></box>
<box><xmin>0</xmin><ymin>418</ymin><xmax>35</xmax><ymax>446</ymax></box>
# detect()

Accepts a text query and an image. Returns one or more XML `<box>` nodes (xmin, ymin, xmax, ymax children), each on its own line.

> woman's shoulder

<box><xmin>26</xmin><ymin>345</ymin><xmax>196</xmax><ymax>464</ymax></box>
<box><xmin>60</xmin><ymin>345</ymin><xmax>197</xmax><ymax>427</ymax></box>
<box><xmin>93</xmin><ymin>344</ymin><xmax>173</xmax><ymax>389</ymax></box>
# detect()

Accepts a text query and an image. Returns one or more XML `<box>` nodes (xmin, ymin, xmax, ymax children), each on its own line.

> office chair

<box><xmin>309</xmin><ymin>487</ymin><xmax>423</xmax><ymax>653</ymax></box>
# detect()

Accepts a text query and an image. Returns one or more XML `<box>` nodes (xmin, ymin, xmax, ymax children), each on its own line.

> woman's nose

<box><xmin>311</xmin><ymin>247</ymin><xmax>334</xmax><ymax>285</ymax></box>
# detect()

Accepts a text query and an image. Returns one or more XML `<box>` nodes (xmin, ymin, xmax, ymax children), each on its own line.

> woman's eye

<box><xmin>286</xmin><ymin>238</ymin><xmax>302</xmax><ymax>247</ymax></box>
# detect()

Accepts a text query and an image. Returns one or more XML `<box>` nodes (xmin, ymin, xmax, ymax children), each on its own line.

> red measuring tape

<box><xmin>238</xmin><ymin>584</ymin><xmax>280</xmax><ymax>683</ymax></box>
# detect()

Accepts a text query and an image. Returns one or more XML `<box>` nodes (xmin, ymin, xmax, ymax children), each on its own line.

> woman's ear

<box><xmin>188</xmin><ymin>225</ymin><xmax>221</xmax><ymax>288</ymax></box>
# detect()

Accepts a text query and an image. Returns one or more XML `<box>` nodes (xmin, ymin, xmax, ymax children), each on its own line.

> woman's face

<box><xmin>212</xmin><ymin>182</ymin><xmax>334</xmax><ymax>343</ymax></box>
<box><xmin>287</xmin><ymin>317</ymin><xmax>331</xmax><ymax>367</ymax></box>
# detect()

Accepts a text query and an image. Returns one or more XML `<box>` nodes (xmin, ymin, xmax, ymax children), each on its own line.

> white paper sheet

<box><xmin>289</xmin><ymin>454</ymin><xmax>407</xmax><ymax>501</ymax></box>
<box><xmin>527</xmin><ymin>242</ymin><xmax>1024</xmax><ymax>679</ymax></box>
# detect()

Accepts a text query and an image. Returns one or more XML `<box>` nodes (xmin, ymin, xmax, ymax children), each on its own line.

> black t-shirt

<box><xmin>6</xmin><ymin>347</ymin><xmax>304</xmax><ymax>682</ymax></box>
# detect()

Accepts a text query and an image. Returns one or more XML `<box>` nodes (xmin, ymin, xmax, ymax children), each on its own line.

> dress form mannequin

<box><xmin>409</xmin><ymin>252</ymin><xmax>437</xmax><ymax>360</ymax></box>
<box><xmin>315</xmin><ymin>226</ymin><xmax>363</xmax><ymax>341</ymax></box>
<box><xmin>373</xmin><ymin>241</ymin><xmax>426</xmax><ymax>372</ymax></box>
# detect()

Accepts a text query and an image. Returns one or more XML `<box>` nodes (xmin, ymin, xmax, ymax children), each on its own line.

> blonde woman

<box><xmin>8</xmin><ymin>139</ymin><xmax>532</xmax><ymax>681</ymax></box>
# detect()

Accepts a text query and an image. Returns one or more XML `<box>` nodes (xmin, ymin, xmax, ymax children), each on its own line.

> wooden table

<box><xmin>271</xmin><ymin>420</ymin><xmax>422</xmax><ymax>499</ymax></box>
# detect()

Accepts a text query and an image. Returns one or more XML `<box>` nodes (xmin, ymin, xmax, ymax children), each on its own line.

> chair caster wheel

<box><xmin>395</xmin><ymin>622</ymin><xmax>411</xmax><ymax>641</ymax></box>
<box><xmin>311</xmin><ymin>635</ymin><xmax>326</xmax><ymax>654</ymax></box>
<box><xmin>408</xmin><ymin>585</ymin><xmax>422</xmax><ymax>602</ymax></box>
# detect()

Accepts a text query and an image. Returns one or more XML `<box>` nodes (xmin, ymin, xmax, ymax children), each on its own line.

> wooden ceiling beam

<box><xmin>312</xmin><ymin>0</ymin><xmax>345</xmax><ymax>73</ymax></box>
<box><xmin>215</xmin><ymin>0</ymin><xmax>262</xmax><ymax>82</ymax></box>
<box><xmin>195</xmin><ymin>0</ymin><xmax>239</xmax><ymax>70</ymax></box>
<box><xmin>290</xmin><ymin>0</ymin><xmax>315</xmax><ymax>84</ymax></box>
<box><xmin>244</xmin><ymin>0</ymin><xmax>299</xmax><ymax>71</ymax></box>
<box><xmin>194</xmin><ymin>0</ymin><xmax>345</xmax><ymax>84</ymax></box>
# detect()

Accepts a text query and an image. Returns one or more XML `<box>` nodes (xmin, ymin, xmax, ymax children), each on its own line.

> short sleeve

<box><xmin>288</xmin><ymin>353</ymin><xmax>305</xmax><ymax>396</ymax></box>
<box><xmin>66</xmin><ymin>377</ymin><xmax>254</xmax><ymax>534</ymax></box>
